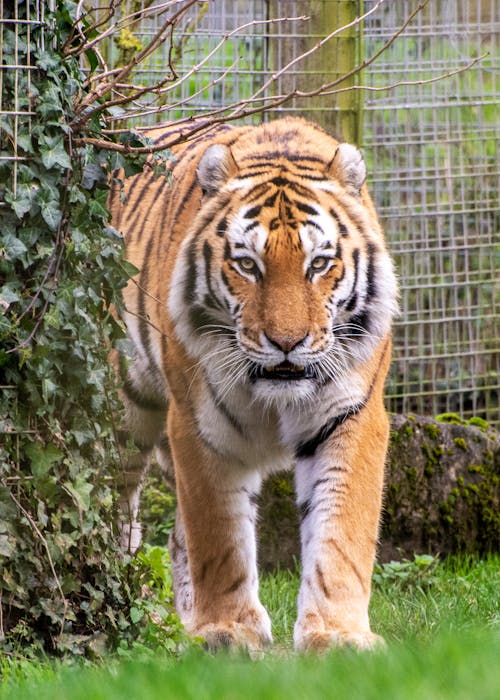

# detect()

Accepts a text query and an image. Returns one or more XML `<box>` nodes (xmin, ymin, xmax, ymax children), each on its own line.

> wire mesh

<box><xmin>98</xmin><ymin>0</ymin><xmax>499</xmax><ymax>424</ymax></box>
<box><xmin>361</xmin><ymin>0</ymin><xmax>499</xmax><ymax>422</ymax></box>
<box><xmin>0</xmin><ymin>0</ymin><xmax>48</xmax><ymax>198</ymax></box>
<box><xmin>3</xmin><ymin>1</ymin><xmax>497</xmax><ymax>424</ymax></box>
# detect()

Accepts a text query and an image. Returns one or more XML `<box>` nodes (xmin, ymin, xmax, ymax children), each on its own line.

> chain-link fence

<box><xmin>2</xmin><ymin>1</ymin><xmax>498</xmax><ymax>424</ymax></box>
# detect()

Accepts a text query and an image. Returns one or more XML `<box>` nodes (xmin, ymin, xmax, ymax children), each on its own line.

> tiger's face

<box><xmin>169</xmin><ymin>141</ymin><xmax>398</xmax><ymax>405</ymax></box>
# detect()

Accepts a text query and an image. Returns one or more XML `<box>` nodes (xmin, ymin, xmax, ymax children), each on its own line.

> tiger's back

<box><xmin>110</xmin><ymin>117</ymin><xmax>398</xmax><ymax>653</ymax></box>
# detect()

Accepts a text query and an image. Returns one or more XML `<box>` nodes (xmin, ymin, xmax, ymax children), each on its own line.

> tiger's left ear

<box><xmin>196</xmin><ymin>144</ymin><xmax>238</xmax><ymax>197</ymax></box>
<box><xmin>327</xmin><ymin>143</ymin><xmax>366</xmax><ymax>196</ymax></box>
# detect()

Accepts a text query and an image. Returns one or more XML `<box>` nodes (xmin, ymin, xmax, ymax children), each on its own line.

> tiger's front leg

<box><xmin>168</xmin><ymin>402</ymin><xmax>272</xmax><ymax>653</ymax></box>
<box><xmin>294</xmin><ymin>393</ymin><xmax>389</xmax><ymax>653</ymax></box>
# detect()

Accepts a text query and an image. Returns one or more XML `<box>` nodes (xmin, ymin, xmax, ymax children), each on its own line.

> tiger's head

<box><xmin>169</xmin><ymin>123</ymin><xmax>398</xmax><ymax>406</ymax></box>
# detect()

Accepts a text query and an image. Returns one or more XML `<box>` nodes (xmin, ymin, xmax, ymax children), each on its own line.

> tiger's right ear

<box><xmin>327</xmin><ymin>143</ymin><xmax>366</xmax><ymax>196</ymax></box>
<box><xmin>196</xmin><ymin>144</ymin><xmax>238</xmax><ymax>197</ymax></box>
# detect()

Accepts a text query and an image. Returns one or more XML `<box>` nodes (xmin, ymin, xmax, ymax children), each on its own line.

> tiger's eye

<box><xmin>310</xmin><ymin>256</ymin><xmax>331</xmax><ymax>272</ymax></box>
<box><xmin>236</xmin><ymin>257</ymin><xmax>258</xmax><ymax>274</ymax></box>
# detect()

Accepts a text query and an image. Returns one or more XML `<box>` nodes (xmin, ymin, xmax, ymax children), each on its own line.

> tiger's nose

<box><xmin>264</xmin><ymin>332</ymin><xmax>309</xmax><ymax>353</ymax></box>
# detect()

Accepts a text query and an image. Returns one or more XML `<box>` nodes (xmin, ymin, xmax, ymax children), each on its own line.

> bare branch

<box><xmin>67</xmin><ymin>0</ymin><xmax>482</xmax><ymax>164</ymax></box>
<box><xmin>74</xmin><ymin>51</ymin><xmax>485</xmax><ymax>156</ymax></box>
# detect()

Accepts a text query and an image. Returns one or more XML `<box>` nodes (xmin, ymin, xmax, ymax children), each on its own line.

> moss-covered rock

<box><xmin>257</xmin><ymin>414</ymin><xmax>499</xmax><ymax>570</ymax></box>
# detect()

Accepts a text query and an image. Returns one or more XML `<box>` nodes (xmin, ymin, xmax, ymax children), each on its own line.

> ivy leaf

<box><xmin>0</xmin><ymin>285</ymin><xmax>21</xmax><ymax>310</ymax></box>
<box><xmin>2</xmin><ymin>233</ymin><xmax>28</xmax><ymax>260</ymax></box>
<box><xmin>25</xmin><ymin>442</ymin><xmax>64</xmax><ymax>479</ymax></box>
<box><xmin>41</xmin><ymin>137</ymin><xmax>72</xmax><ymax>170</ymax></box>
<box><xmin>7</xmin><ymin>185</ymin><xmax>37</xmax><ymax>219</ymax></box>
<box><xmin>130</xmin><ymin>606</ymin><xmax>144</xmax><ymax>624</ymax></box>
<box><xmin>88</xmin><ymin>198</ymin><xmax>109</xmax><ymax>219</ymax></box>
<box><xmin>36</xmin><ymin>50</ymin><xmax>61</xmax><ymax>72</ymax></box>
<box><xmin>85</xmin><ymin>48</ymin><xmax>99</xmax><ymax>72</ymax></box>
<box><xmin>40</xmin><ymin>199</ymin><xmax>62</xmax><ymax>230</ymax></box>
<box><xmin>82</xmin><ymin>161</ymin><xmax>106</xmax><ymax>189</ymax></box>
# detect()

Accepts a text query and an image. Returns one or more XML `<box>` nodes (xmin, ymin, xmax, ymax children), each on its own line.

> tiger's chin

<box><xmin>250</xmin><ymin>375</ymin><xmax>318</xmax><ymax>406</ymax></box>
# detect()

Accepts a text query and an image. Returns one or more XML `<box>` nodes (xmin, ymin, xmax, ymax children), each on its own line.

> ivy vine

<box><xmin>0</xmin><ymin>1</ymin><xmax>180</xmax><ymax>657</ymax></box>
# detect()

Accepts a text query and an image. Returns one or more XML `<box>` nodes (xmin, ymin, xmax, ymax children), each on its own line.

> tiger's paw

<box><xmin>194</xmin><ymin>621</ymin><xmax>272</xmax><ymax>657</ymax></box>
<box><xmin>295</xmin><ymin>629</ymin><xmax>386</xmax><ymax>654</ymax></box>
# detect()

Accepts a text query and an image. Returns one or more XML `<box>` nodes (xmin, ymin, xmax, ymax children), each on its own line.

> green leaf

<box><xmin>25</xmin><ymin>441</ymin><xmax>64</xmax><ymax>479</ymax></box>
<box><xmin>0</xmin><ymin>285</ymin><xmax>21</xmax><ymax>308</ymax></box>
<box><xmin>2</xmin><ymin>233</ymin><xmax>28</xmax><ymax>259</ymax></box>
<box><xmin>7</xmin><ymin>185</ymin><xmax>37</xmax><ymax>219</ymax></box>
<box><xmin>85</xmin><ymin>48</ymin><xmax>99</xmax><ymax>72</ymax></box>
<box><xmin>41</xmin><ymin>137</ymin><xmax>72</xmax><ymax>170</ymax></box>
<box><xmin>40</xmin><ymin>199</ymin><xmax>62</xmax><ymax>230</ymax></box>
<box><xmin>130</xmin><ymin>606</ymin><xmax>144</xmax><ymax>624</ymax></box>
<box><xmin>82</xmin><ymin>162</ymin><xmax>106</xmax><ymax>189</ymax></box>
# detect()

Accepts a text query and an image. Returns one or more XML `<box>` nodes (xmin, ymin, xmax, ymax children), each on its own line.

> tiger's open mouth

<box><xmin>250</xmin><ymin>361</ymin><xmax>316</xmax><ymax>381</ymax></box>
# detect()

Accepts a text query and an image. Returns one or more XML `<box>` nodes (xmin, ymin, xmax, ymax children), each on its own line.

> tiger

<box><xmin>108</xmin><ymin>117</ymin><xmax>399</xmax><ymax>654</ymax></box>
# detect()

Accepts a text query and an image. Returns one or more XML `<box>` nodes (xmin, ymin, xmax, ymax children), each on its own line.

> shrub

<box><xmin>0</xmin><ymin>0</ymin><xmax>175</xmax><ymax>658</ymax></box>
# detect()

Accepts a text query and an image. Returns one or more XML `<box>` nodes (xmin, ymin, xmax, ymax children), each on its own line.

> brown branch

<box><xmin>72</xmin><ymin>0</ymin><xmax>198</xmax><ymax>126</ymax></box>
<box><xmin>73</xmin><ymin>49</ymin><xmax>484</xmax><ymax>156</ymax></box>
<box><xmin>73</xmin><ymin>12</ymin><xmax>307</xmax><ymax>129</ymax></box>
<box><xmin>75</xmin><ymin>1</ymin><xmax>421</xmax><ymax>138</ymax></box>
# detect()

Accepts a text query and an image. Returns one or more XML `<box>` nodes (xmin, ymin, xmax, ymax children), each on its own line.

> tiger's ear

<box><xmin>327</xmin><ymin>143</ymin><xmax>366</xmax><ymax>196</ymax></box>
<box><xmin>196</xmin><ymin>144</ymin><xmax>238</xmax><ymax>197</ymax></box>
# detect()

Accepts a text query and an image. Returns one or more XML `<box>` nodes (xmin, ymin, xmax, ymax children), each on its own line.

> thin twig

<box><xmin>6</xmin><ymin>486</ymin><xmax>68</xmax><ymax>640</ymax></box>
<box><xmin>73</xmin><ymin>48</ymin><xmax>484</xmax><ymax>156</ymax></box>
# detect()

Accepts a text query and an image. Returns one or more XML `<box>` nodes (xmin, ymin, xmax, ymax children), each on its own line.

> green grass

<box><xmin>1</xmin><ymin>556</ymin><xmax>500</xmax><ymax>700</ymax></box>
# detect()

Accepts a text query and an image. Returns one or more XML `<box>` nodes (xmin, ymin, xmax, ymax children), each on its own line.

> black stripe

<box><xmin>235</xmin><ymin>170</ymin><xmax>271</xmax><ymax>180</ymax></box>
<box><xmin>365</xmin><ymin>242</ymin><xmax>377</xmax><ymax>301</ymax></box>
<box><xmin>244</xmin><ymin>204</ymin><xmax>262</xmax><ymax>219</ymax></box>
<box><xmin>137</xmin><ymin>237</ymin><xmax>158</xmax><ymax>372</ymax></box>
<box><xmin>216</xmin><ymin>215</ymin><xmax>228</xmax><ymax>237</ymax></box>
<box><xmin>125</xmin><ymin>170</ymin><xmax>150</xmax><ymax>203</ymax></box>
<box><xmin>223</xmin><ymin>238</ymin><xmax>232</xmax><ymax>261</ymax></box>
<box><xmin>249</xmin><ymin>491</ymin><xmax>260</xmax><ymax>506</ymax></box>
<box><xmin>221</xmin><ymin>268</ymin><xmax>235</xmax><ymax>295</ymax></box>
<box><xmin>295</xmin><ymin>338</ymin><xmax>390</xmax><ymax>459</ymax></box>
<box><xmin>206</xmin><ymin>380</ymin><xmax>246</xmax><ymax>437</ymax></box>
<box><xmin>263</xmin><ymin>191</ymin><xmax>280</xmax><ymax>208</ymax></box>
<box><xmin>244</xmin><ymin>221</ymin><xmax>259</xmax><ymax>233</ymax></box>
<box><xmin>246</xmin><ymin>152</ymin><xmax>327</xmax><ymax>164</ymax></box>
<box><xmin>295</xmin><ymin>403</ymin><xmax>364</xmax><ymax>459</ymax></box>
<box><xmin>348</xmin><ymin>308</ymin><xmax>371</xmax><ymax>334</ymax></box>
<box><xmin>172</xmin><ymin>175</ymin><xmax>199</xmax><ymax>224</ymax></box>
<box><xmin>296</xmin><ymin>201</ymin><xmax>319</xmax><ymax>217</ymax></box>
<box><xmin>344</xmin><ymin>248</ymin><xmax>360</xmax><ymax>312</ymax></box>
<box><xmin>335</xmin><ymin>239</ymin><xmax>343</xmax><ymax>259</ymax></box>
<box><xmin>298</xmin><ymin>498</ymin><xmax>312</xmax><ymax>522</ymax></box>
<box><xmin>330</xmin><ymin>208</ymin><xmax>349</xmax><ymax>237</ymax></box>
<box><xmin>122</xmin><ymin>378</ymin><xmax>168</xmax><ymax>412</ymax></box>
<box><xmin>183</xmin><ymin>237</ymin><xmax>198</xmax><ymax>305</ymax></box>
<box><xmin>203</xmin><ymin>240</ymin><xmax>223</xmax><ymax>309</ymax></box>
<box><xmin>305</xmin><ymin>219</ymin><xmax>324</xmax><ymax>232</ymax></box>
<box><xmin>270</xmin><ymin>175</ymin><xmax>290</xmax><ymax>188</ymax></box>
<box><xmin>244</xmin><ymin>182</ymin><xmax>272</xmax><ymax>202</ymax></box>
<box><xmin>189</xmin><ymin>304</ymin><xmax>220</xmax><ymax>332</ymax></box>
<box><xmin>222</xmin><ymin>574</ymin><xmax>246</xmax><ymax>595</ymax></box>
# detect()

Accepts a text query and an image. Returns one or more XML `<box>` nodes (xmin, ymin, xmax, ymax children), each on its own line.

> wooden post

<box><xmin>267</xmin><ymin>0</ymin><xmax>363</xmax><ymax>145</ymax></box>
